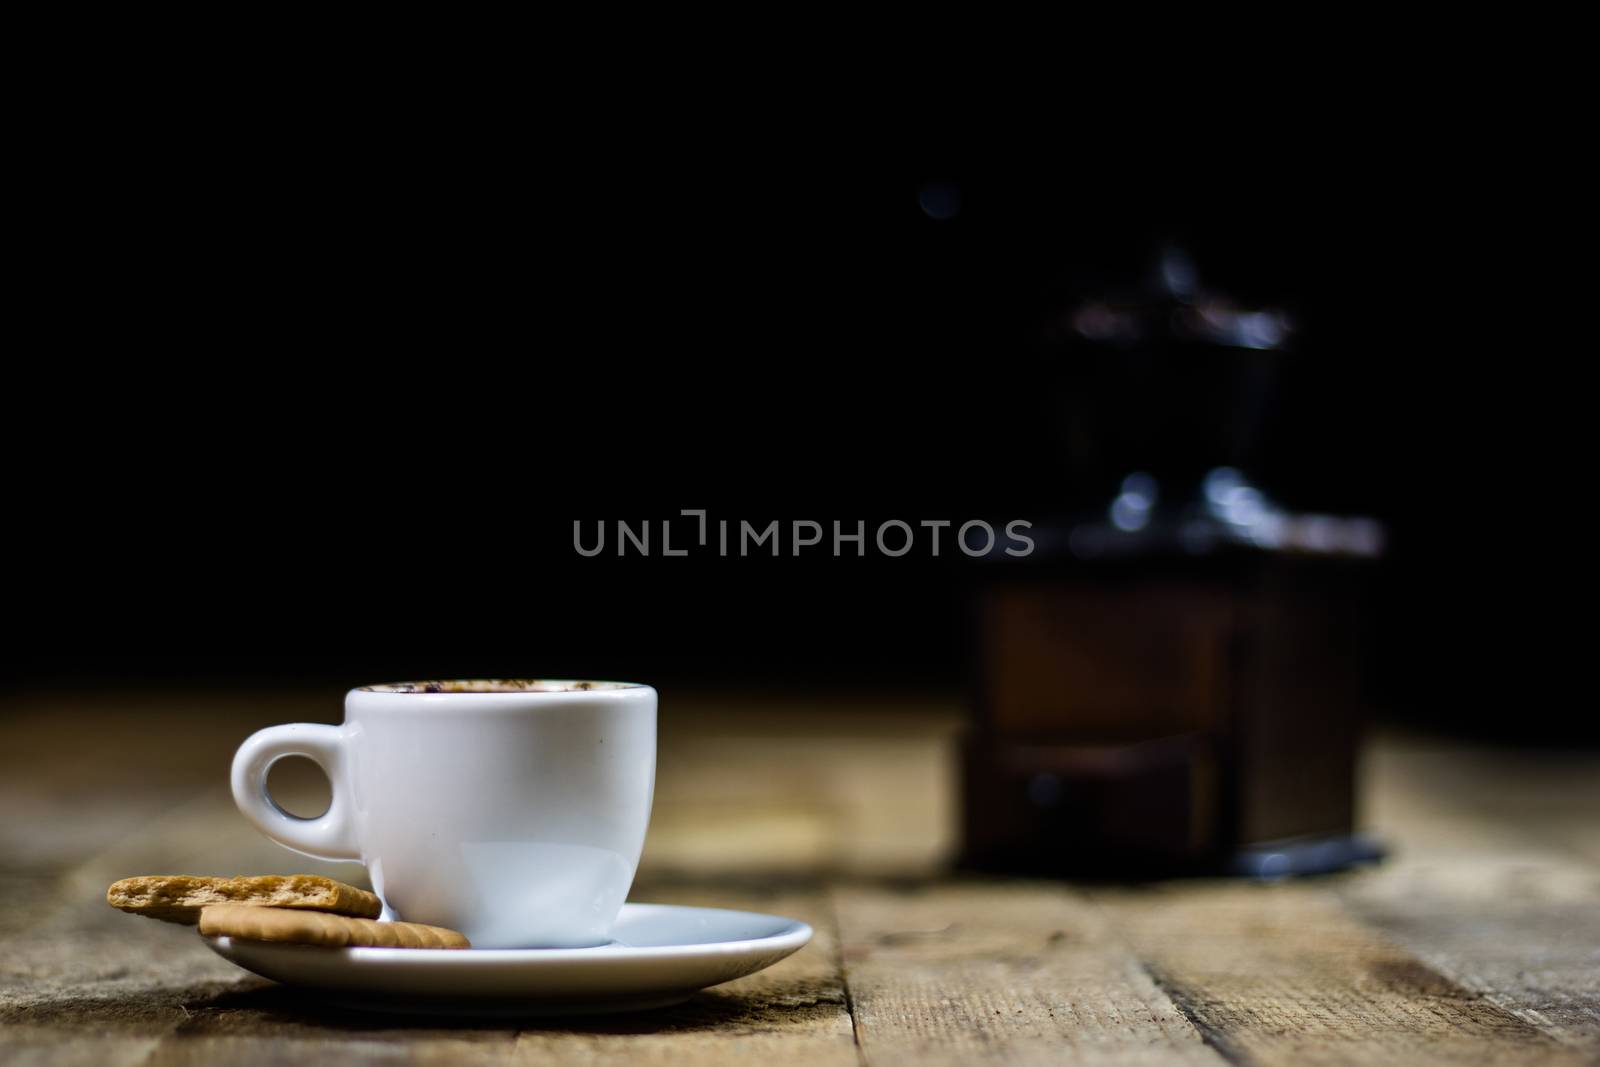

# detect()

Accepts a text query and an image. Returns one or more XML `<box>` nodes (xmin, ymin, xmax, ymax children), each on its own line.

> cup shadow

<box><xmin>191</xmin><ymin>980</ymin><xmax>821</xmax><ymax>1035</ymax></box>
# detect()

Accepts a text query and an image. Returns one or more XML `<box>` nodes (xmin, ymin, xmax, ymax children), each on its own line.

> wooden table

<box><xmin>3</xmin><ymin>691</ymin><xmax>1597</xmax><ymax>1065</ymax></box>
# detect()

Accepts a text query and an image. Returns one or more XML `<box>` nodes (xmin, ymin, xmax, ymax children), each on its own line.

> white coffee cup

<box><xmin>230</xmin><ymin>680</ymin><xmax>656</xmax><ymax>949</ymax></box>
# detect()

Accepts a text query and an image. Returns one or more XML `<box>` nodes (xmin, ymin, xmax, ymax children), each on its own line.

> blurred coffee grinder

<box><xmin>963</xmin><ymin>249</ymin><xmax>1384</xmax><ymax>878</ymax></box>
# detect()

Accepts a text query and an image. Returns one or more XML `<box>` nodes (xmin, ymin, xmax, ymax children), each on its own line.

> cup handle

<box><xmin>230</xmin><ymin>724</ymin><xmax>361</xmax><ymax>861</ymax></box>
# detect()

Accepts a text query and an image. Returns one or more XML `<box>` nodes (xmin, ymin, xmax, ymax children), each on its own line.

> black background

<box><xmin>4</xmin><ymin>126</ymin><xmax>1575</xmax><ymax>738</ymax></box>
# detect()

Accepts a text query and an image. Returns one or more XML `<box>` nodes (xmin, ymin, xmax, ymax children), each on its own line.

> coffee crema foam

<box><xmin>361</xmin><ymin>680</ymin><xmax>641</xmax><ymax>694</ymax></box>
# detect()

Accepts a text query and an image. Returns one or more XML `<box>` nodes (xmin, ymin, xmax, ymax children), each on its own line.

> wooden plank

<box><xmin>7</xmin><ymin>699</ymin><xmax>1598</xmax><ymax>1064</ymax></box>
<box><xmin>143</xmin><ymin>998</ymin><xmax>520</xmax><ymax>1067</ymax></box>
<box><xmin>645</xmin><ymin>697</ymin><xmax>961</xmax><ymax>879</ymax></box>
<box><xmin>1342</xmin><ymin>864</ymin><xmax>1600</xmax><ymax>1057</ymax></box>
<box><xmin>0</xmin><ymin>692</ymin><xmax>333</xmax><ymax>871</ymax></box>
<box><xmin>1340</xmin><ymin>732</ymin><xmax>1600</xmax><ymax>1053</ymax></box>
<box><xmin>509</xmin><ymin>883</ymin><xmax>858</xmax><ymax>1066</ymax></box>
<box><xmin>0</xmin><ymin>694</ymin><xmax>866</xmax><ymax>1064</ymax></box>
<box><xmin>1359</xmin><ymin>731</ymin><xmax>1600</xmax><ymax>866</ymax></box>
<box><xmin>1091</xmin><ymin>881</ymin><xmax>1587</xmax><ymax>1067</ymax></box>
<box><xmin>0</xmin><ymin>790</ymin><xmax>294</xmax><ymax>1067</ymax></box>
<box><xmin>832</xmin><ymin>879</ymin><xmax>1223</xmax><ymax>1067</ymax></box>
<box><xmin>1</xmin><ymin>872</ymin><xmax>851</xmax><ymax>1065</ymax></box>
<box><xmin>1</xmin><ymin>782</ymin><xmax>445</xmax><ymax>1067</ymax></box>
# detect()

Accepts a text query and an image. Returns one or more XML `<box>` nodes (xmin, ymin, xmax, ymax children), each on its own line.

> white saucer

<box><xmin>203</xmin><ymin>903</ymin><xmax>813</xmax><ymax>1016</ymax></box>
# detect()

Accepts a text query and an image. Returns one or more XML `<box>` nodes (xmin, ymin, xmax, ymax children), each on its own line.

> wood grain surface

<box><xmin>1</xmin><ymin>692</ymin><xmax>1596</xmax><ymax>1065</ymax></box>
